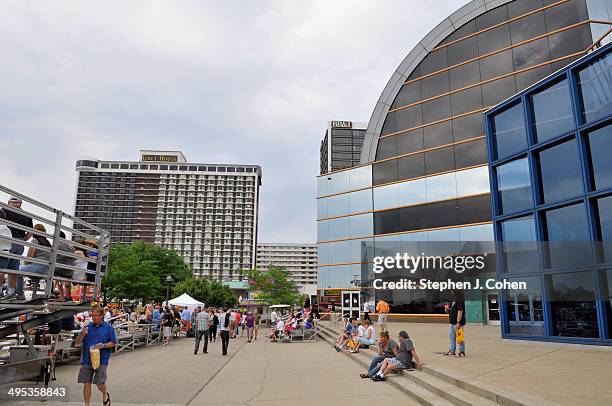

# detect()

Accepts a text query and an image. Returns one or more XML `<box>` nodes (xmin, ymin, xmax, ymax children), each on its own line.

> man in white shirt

<box><xmin>362</xmin><ymin>301</ymin><xmax>372</xmax><ymax>323</ymax></box>
<box><xmin>0</xmin><ymin>209</ymin><xmax>12</xmax><ymax>272</ymax></box>
<box><xmin>270</xmin><ymin>309</ymin><xmax>278</xmax><ymax>325</ymax></box>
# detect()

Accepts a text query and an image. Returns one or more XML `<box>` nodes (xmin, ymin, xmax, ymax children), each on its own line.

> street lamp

<box><xmin>165</xmin><ymin>275</ymin><xmax>173</xmax><ymax>304</ymax></box>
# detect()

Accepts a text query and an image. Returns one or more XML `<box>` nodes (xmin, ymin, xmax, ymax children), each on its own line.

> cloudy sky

<box><xmin>0</xmin><ymin>0</ymin><xmax>466</xmax><ymax>243</ymax></box>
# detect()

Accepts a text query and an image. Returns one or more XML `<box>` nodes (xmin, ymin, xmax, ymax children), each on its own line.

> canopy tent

<box><xmin>168</xmin><ymin>293</ymin><xmax>204</xmax><ymax>307</ymax></box>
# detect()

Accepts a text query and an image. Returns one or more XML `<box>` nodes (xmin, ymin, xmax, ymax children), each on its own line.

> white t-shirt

<box><xmin>276</xmin><ymin>319</ymin><xmax>284</xmax><ymax>331</ymax></box>
<box><xmin>357</xmin><ymin>325</ymin><xmax>366</xmax><ymax>337</ymax></box>
<box><xmin>104</xmin><ymin>311</ymin><xmax>112</xmax><ymax>322</ymax></box>
<box><xmin>363</xmin><ymin>302</ymin><xmax>370</xmax><ymax>312</ymax></box>
<box><xmin>0</xmin><ymin>225</ymin><xmax>12</xmax><ymax>252</ymax></box>
<box><xmin>270</xmin><ymin>311</ymin><xmax>278</xmax><ymax>323</ymax></box>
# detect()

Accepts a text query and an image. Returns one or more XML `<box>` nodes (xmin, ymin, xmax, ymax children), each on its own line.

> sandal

<box><xmin>456</xmin><ymin>352</ymin><xmax>466</xmax><ymax>357</ymax></box>
<box><xmin>359</xmin><ymin>373</ymin><xmax>369</xmax><ymax>379</ymax></box>
<box><xmin>443</xmin><ymin>350</ymin><xmax>455</xmax><ymax>356</ymax></box>
<box><xmin>103</xmin><ymin>392</ymin><xmax>111</xmax><ymax>406</ymax></box>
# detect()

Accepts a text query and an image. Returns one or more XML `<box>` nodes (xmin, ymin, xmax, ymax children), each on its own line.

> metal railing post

<box><xmin>45</xmin><ymin>210</ymin><xmax>63</xmax><ymax>297</ymax></box>
<box><xmin>93</xmin><ymin>232</ymin><xmax>108</xmax><ymax>300</ymax></box>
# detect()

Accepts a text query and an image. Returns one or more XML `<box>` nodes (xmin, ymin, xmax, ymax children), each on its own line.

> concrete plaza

<box><xmin>8</xmin><ymin>332</ymin><xmax>415</xmax><ymax>406</ymax></box>
<box><xmin>6</xmin><ymin>322</ymin><xmax>612</xmax><ymax>405</ymax></box>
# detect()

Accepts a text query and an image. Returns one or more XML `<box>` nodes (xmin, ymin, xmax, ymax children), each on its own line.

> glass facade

<box><xmin>487</xmin><ymin>43</ymin><xmax>612</xmax><ymax>344</ymax></box>
<box><xmin>317</xmin><ymin>0</ymin><xmax>611</xmax><ymax>320</ymax></box>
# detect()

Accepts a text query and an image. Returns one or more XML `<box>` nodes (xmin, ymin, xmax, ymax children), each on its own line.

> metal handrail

<box><xmin>0</xmin><ymin>184</ymin><xmax>109</xmax><ymax>300</ymax></box>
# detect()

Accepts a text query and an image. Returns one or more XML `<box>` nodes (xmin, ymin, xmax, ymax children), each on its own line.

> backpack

<box><xmin>213</xmin><ymin>314</ymin><xmax>219</xmax><ymax>326</ymax></box>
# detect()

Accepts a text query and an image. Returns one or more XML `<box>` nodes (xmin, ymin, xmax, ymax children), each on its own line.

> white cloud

<box><xmin>0</xmin><ymin>0</ymin><xmax>467</xmax><ymax>243</ymax></box>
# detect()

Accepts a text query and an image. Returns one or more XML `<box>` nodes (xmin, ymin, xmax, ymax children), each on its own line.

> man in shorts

<box><xmin>75</xmin><ymin>306</ymin><xmax>116</xmax><ymax>406</ymax></box>
<box><xmin>376</xmin><ymin>299</ymin><xmax>390</xmax><ymax>333</ymax></box>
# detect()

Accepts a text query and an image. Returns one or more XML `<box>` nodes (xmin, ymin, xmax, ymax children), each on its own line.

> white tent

<box><xmin>168</xmin><ymin>293</ymin><xmax>204</xmax><ymax>307</ymax></box>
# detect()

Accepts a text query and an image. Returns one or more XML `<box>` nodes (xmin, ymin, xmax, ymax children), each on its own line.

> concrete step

<box><xmin>402</xmin><ymin>369</ymin><xmax>498</xmax><ymax>406</ymax></box>
<box><xmin>317</xmin><ymin>329</ymin><xmax>456</xmax><ymax>406</ymax></box>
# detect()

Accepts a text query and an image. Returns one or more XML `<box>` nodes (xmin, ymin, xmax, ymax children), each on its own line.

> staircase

<box><xmin>317</xmin><ymin>325</ymin><xmax>558</xmax><ymax>406</ymax></box>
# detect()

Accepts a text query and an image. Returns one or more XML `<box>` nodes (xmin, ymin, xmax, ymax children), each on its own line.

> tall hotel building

<box><xmin>256</xmin><ymin>243</ymin><xmax>318</xmax><ymax>293</ymax></box>
<box><xmin>317</xmin><ymin>0</ymin><xmax>612</xmax><ymax>322</ymax></box>
<box><xmin>74</xmin><ymin>150</ymin><xmax>262</xmax><ymax>281</ymax></box>
<box><xmin>320</xmin><ymin>121</ymin><xmax>367</xmax><ymax>174</ymax></box>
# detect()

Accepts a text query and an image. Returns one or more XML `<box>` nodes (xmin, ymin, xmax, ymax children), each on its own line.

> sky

<box><xmin>0</xmin><ymin>0</ymin><xmax>467</xmax><ymax>244</ymax></box>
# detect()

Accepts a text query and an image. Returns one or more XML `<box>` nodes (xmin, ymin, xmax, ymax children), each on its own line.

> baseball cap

<box><xmin>8</xmin><ymin>197</ymin><xmax>22</xmax><ymax>203</ymax></box>
<box><xmin>398</xmin><ymin>330</ymin><xmax>409</xmax><ymax>339</ymax></box>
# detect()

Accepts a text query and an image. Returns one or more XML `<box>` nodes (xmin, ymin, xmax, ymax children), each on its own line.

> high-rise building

<box><xmin>256</xmin><ymin>243</ymin><xmax>318</xmax><ymax>292</ymax></box>
<box><xmin>317</xmin><ymin>0</ymin><xmax>612</xmax><ymax>321</ymax></box>
<box><xmin>320</xmin><ymin>121</ymin><xmax>367</xmax><ymax>174</ymax></box>
<box><xmin>74</xmin><ymin>150</ymin><xmax>262</xmax><ymax>281</ymax></box>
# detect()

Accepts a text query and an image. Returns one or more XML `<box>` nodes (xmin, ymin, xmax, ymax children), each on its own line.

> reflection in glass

<box><xmin>317</xmin><ymin>198</ymin><xmax>327</xmax><ymax>219</ymax></box>
<box><xmin>399</xmin><ymin>205</ymin><xmax>428</xmax><ymax>232</ymax></box>
<box><xmin>501</xmin><ymin>216</ymin><xmax>539</xmax><ymax>274</ymax></box>
<box><xmin>548</xmin><ymin>271</ymin><xmax>599</xmax><ymax>338</ymax></box>
<box><xmin>317</xmin><ymin>176</ymin><xmax>328</xmax><ymax>197</ymax></box>
<box><xmin>327</xmin><ymin>170</ymin><xmax>350</xmax><ymax>195</ymax></box>
<box><xmin>492</xmin><ymin>102</ymin><xmax>527</xmax><ymax>160</ymax></box>
<box><xmin>373</xmin><ymin>160</ymin><xmax>398</xmax><ymax>185</ymax></box>
<box><xmin>350</xmin><ymin>213</ymin><xmax>373</xmax><ymax>238</ymax></box>
<box><xmin>349</xmin><ymin>165</ymin><xmax>372</xmax><ymax>190</ymax></box>
<box><xmin>538</xmin><ymin>139</ymin><xmax>583</xmax><ymax>203</ymax></box>
<box><xmin>456</xmin><ymin>166</ymin><xmax>489</xmax><ymax>197</ymax></box>
<box><xmin>544</xmin><ymin>203</ymin><xmax>591</xmax><ymax>269</ymax></box>
<box><xmin>374</xmin><ymin>209</ymin><xmax>400</xmax><ymax>235</ymax></box>
<box><xmin>577</xmin><ymin>51</ymin><xmax>612</xmax><ymax>123</ymax></box>
<box><xmin>398</xmin><ymin>178</ymin><xmax>427</xmax><ymax>206</ymax></box>
<box><xmin>496</xmin><ymin>158</ymin><xmax>532</xmax><ymax>214</ymax></box>
<box><xmin>373</xmin><ymin>184</ymin><xmax>398</xmax><ymax>211</ymax></box>
<box><xmin>317</xmin><ymin>220</ymin><xmax>329</xmax><ymax>243</ymax></box>
<box><xmin>426</xmin><ymin>172</ymin><xmax>457</xmax><ymax>202</ymax></box>
<box><xmin>425</xmin><ymin>146</ymin><xmax>454</xmax><ymax>174</ymax></box>
<box><xmin>595</xmin><ymin>195</ymin><xmax>612</xmax><ymax>263</ymax></box>
<box><xmin>328</xmin><ymin>217</ymin><xmax>350</xmax><ymax>240</ymax></box>
<box><xmin>454</xmin><ymin>138</ymin><xmax>487</xmax><ymax>169</ymax></box>
<box><xmin>587</xmin><ymin>124</ymin><xmax>612</xmax><ymax>191</ymax></box>
<box><xmin>603</xmin><ymin>269</ymin><xmax>612</xmax><ymax>339</ymax></box>
<box><xmin>351</xmin><ymin>238</ymin><xmax>373</xmax><ymax>263</ymax></box>
<box><xmin>349</xmin><ymin>189</ymin><xmax>373</xmax><ymax>214</ymax></box>
<box><xmin>397</xmin><ymin>129</ymin><xmax>424</xmax><ymax>155</ymax></box>
<box><xmin>317</xmin><ymin>242</ymin><xmax>329</xmax><ymax>265</ymax></box>
<box><xmin>328</xmin><ymin>240</ymin><xmax>351</xmax><ymax>264</ymax></box>
<box><xmin>530</xmin><ymin>79</ymin><xmax>574</xmax><ymax>142</ymax></box>
<box><xmin>504</xmin><ymin>276</ymin><xmax>544</xmax><ymax>336</ymax></box>
<box><xmin>421</xmin><ymin>71</ymin><xmax>449</xmax><ymax>100</ymax></box>
<box><xmin>326</xmin><ymin>193</ymin><xmax>350</xmax><ymax>217</ymax></box>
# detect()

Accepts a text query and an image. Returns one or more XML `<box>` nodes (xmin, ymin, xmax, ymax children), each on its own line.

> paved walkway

<box><xmin>355</xmin><ymin>322</ymin><xmax>612</xmax><ymax>406</ymax></box>
<box><xmin>6</xmin><ymin>332</ymin><xmax>416</xmax><ymax>406</ymax></box>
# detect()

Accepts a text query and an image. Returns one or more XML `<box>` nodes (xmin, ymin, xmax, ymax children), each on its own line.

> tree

<box><xmin>172</xmin><ymin>277</ymin><xmax>236</xmax><ymax>308</ymax></box>
<box><xmin>244</xmin><ymin>266</ymin><xmax>301</xmax><ymax>306</ymax></box>
<box><xmin>103</xmin><ymin>241</ymin><xmax>192</xmax><ymax>302</ymax></box>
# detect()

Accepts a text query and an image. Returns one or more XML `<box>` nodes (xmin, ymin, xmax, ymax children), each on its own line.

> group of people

<box><xmin>332</xmin><ymin>297</ymin><xmax>467</xmax><ymax>382</ymax></box>
<box><xmin>268</xmin><ymin>303</ymin><xmax>318</xmax><ymax>342</ymax></box>
<box><xmin>0</xmin><ymin>196</ymin><xmax>101</xmax><ymax>301</ymax></box>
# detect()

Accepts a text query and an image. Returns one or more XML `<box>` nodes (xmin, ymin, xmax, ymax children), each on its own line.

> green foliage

<box><xmin>244</xmin><ymin>266</ymin><xmax>301</xmax><ymax>306</ymax></box>
<box><xmin>172</xmin><ymin>277</ymin><xmax>236</xmax><ymax>308</ymax></box>
<box><xmin>103</xmin><ymin>241</ymin><xmax>192</xmax><ymax>301</ymax></box>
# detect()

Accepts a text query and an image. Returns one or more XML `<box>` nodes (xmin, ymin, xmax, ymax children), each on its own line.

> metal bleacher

<box><xmin>0</xmin><ymin>184</ymin><xmax>109</xmax><ymax>385</ymax></box>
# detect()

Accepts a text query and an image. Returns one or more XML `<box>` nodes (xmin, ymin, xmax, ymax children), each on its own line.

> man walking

<box><xmin>362</xmin><ymin>300</ymin><xmax>372</xmax><ymax>323</ymax></box>
<box><xmin>3</xmin><ymin>197</ymin><xmax>33</xmax><ymax>299</ymax></box>
<box><xmin>75</xmin><ymin>306</ymin><xmax>116</xmax><ymax>406</ymax></box>
<box><xmin>219</xmin><ymin>308</ymin><xmax>231</xmax><ymax>356</ymax></box>
<box><xmin>194</xmin><ymin>307</ymin><xmax>209</xmax><ymax>354</ymax></box>
<box><xmin>445</xmin><ymin>293</ymin><xmax>466</xmax><ymax>357</ymax></box>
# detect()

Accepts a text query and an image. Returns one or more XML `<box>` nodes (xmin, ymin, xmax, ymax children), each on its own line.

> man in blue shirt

<box><xmin>76</xmin><ymin>307</ymin><xmax>116</xmax><ymax>406</ymax></box>
<box><xmin>152</xmin><ymin>305</ymin><xmax>161</xmax><ymax>331</ymax></box>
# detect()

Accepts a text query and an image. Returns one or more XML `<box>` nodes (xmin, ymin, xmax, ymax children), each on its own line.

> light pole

<box><xmin>165</xmin><ymin>275</ymin><xmax>173</xmax><ymax>304</ymax></box>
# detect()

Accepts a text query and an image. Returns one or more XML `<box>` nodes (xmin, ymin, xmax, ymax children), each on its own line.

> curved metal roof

<box><xmin>360</xmin><ymin>0</ymin><xmax>515</xmax><ymax>163</ymax></box>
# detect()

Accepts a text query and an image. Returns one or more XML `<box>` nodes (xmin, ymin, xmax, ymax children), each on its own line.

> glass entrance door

<box><xmin>342</xmin><ymin>291</ymin><xmax>360</xmax><ymax>319</ymax></box>
<box><xmin>487</xmin><ymin>293</ymin><xmax>501</xmax><ymax>325</ymax></box>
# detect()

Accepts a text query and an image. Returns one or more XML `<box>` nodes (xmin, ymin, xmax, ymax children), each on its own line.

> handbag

<box><xmin>348</xmin><ymin>337</ymin><xmax>360</xmax><ymax>350</ymax></box>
